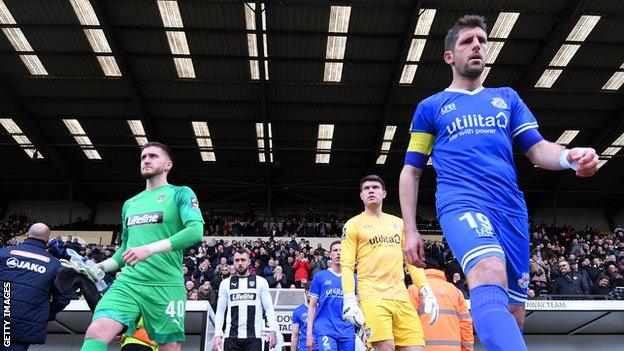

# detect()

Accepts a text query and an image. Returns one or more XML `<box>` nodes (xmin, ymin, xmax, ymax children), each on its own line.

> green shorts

<box><xmin>93</xmin><ymin>279</ymin><xmax>187</xmax><ymax>344</ymax></box>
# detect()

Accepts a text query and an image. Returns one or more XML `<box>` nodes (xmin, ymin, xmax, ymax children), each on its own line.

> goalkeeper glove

<box><xmin>420</xmin><ymin>285</ymin><xmax>439</xmax><ymax>325</ymax></box>
<box><xmin>342</xmin><ymin>294</ymin><xmax>365</xmax><ymax>328</ymax></box>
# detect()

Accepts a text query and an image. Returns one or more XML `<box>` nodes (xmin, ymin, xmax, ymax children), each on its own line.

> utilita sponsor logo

<box><xmin>126</xmin><ymin>211</ymin><xmax>164</xmax><ymax>227</ymax></box>
<box><xmin>369</xmin><ymin>234</ymin><xmax>401</xmax><ymax>246</ymax></box>
<box><xmin>446</xmin><ymin>112</ymin><xmax>508</xmax><ymax>141</ymax></box>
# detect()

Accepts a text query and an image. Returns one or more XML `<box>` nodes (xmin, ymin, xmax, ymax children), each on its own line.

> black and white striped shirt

<box><xmin>214</xmin><ymin>274</ymin><xmax>278</xmax><ymax>339</ymax></box>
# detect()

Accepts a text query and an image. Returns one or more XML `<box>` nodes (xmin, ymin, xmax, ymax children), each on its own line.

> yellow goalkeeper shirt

<box><xmin>340</xmin><ymin>212</ymin><xmax>428</xmax><ymax>300</ymax></box>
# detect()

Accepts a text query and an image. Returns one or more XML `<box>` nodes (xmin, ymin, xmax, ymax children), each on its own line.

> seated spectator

<box><xmin>198</xmin><ymin>281</ymin><xmax>217</xmax><ymax>311</ymax></box>
<box><xmin>268</xmin><ymin>266</ymin><xmax>288</xmax><ymax>288</ymax></box>
<box><xmin>591</xmin><ymin>275</ymin><xmax>611</xmax><ymax>295</ymax></box>
<box><xmin>552</xmin><ymin>260</ymin><xmax>589</xmax><ymax>295</ymax></box>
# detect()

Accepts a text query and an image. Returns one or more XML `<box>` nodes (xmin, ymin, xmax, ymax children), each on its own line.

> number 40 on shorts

<box><xmin>165</xmin><ymin>300</ymin><xmax>185</xmax><ymax>318</ymax></box>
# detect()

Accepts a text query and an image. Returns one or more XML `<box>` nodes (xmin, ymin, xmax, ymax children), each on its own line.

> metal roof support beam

<box><xmin>366</xmin><ymin>0</ymin><xmax>423</xmax><ymax>171</ymax></box>
<box><xmin>0</xmin><ymin>78</ymin><xmax>97</xmax><ymax>211</ymax></box>
<box><xmin>93</xmin><ymin>0</ymin><xmax>156</xmax><ymax>140</ymax></box>
<box><xmin>253</xmin><ymin>0</ymin><xmax>273</xmax><ymax>217</ymax></box>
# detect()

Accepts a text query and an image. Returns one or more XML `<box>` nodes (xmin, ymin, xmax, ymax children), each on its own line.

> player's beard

<box><xmin>236</xmin><ymin>265</ymin><xmax>249</xmax><ymax>276</ymax></box>
<box><xmin>457</xmin><ymin>59</ymin><xmax>484</xmax><ymax>79</ymax></box>
<box><xmin>141</xmin><ymin>166</ymin><xmax>163</xmax><ymax>180</ymax></box>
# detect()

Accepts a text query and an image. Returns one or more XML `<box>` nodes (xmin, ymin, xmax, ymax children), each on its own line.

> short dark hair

<box><xmin>141</xmin><ymin>141</ymin><xmax>173</xmax><ymax>161</ymax></box>
<box><xmin>444</xmin><ymin>15</ymin><xmax>487</xmax><ymax>52</ymax></box>
<box><xmin>360</xmin><ymin>174</ymin><xmax>386</xmax><ymax>191</ymax></box>
<box><xmin>329</xmin><ymin>240</ymin><xmax>341</xmax><ymax>251</ymax></box>
<box><xmin>234</xmin><ymin>248</ymin><xmax>250</xmax><ymax>257</ymax></box>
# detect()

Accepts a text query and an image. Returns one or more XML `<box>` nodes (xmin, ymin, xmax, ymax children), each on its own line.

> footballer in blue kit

<box><xmin>291</xmin><ymin>283</ymin><xmax>310</xmax><ymax>351</ymax></box>
<box><xmin>399</xmin><ymin>15</ymin><xmax>599</xmax><ymax>351</ymax></box>
<box><xmin>306</xmin><ymin>241</ymin><xmax>355</xmax><ymax>351</ymax></box>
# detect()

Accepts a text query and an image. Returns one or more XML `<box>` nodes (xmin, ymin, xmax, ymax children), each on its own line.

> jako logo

<box><xmin>6</xmin><ymin>257</ymin><xmax>46</xmax><ymax>274</ymax></box>
<box><xmin>445</xmin><ymin>112</ymin><xmax>508</xmax><ymax>135</ymax></box>
<box><xmin>126</xmin><ymin>211</ymin><xmax>163</xmax><ymax>227</ymax></box>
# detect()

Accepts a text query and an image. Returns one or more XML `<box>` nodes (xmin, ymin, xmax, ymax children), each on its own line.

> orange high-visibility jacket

<box><xmin>408</xmin><ymin>269</ymin><xmax>474</xmax><ymax>351</ymax></box>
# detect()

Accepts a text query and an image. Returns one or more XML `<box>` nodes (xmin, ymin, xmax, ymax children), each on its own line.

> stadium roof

<box><xmin>0</xmin><ymin>0</ymin><xmax>622</xmax><ymax>218</ymax></box>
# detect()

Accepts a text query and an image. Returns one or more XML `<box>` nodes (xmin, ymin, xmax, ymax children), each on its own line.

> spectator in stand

<box><xmin>268</xmin><ymin>266</ymin><xmax>288</xmax><ymax>288</ymax></box>
<box><xmin>552</xmin><ymin>260</ymin><xmax>589</xmax><ymax>295</ymax></box>
<box><xmin>309</xmin><ymin>249</ymin><xmax>327</xmax><ymax>280</ymax></box>
<box><xmin>198</xmin><ymin>281</ymin><xmax>218</xmax><ymax>311</ymax></box>
<box><xmin>263</xmin><ymin>258</ymin><xmax>276</xmax><ymax>278</ymax></box>
<box><xmin>451</xmin><ymin>272</ymin><xmax>469</xmax><ymax>299</ymax></box>
<box><xmin>570</xmin><ymin>260</ymin><xmax>592</xmax><ymax>289</ymax></box>
<box><xmin>282</xmin><ymin>256</ymin><xmax>296</xmax><ymax>287</ymax></box>
<box><xmin>49</xmin><ymin>234</ymin><xmax>66</xmax><ymax>258</ymax></box>
<box><xmin>193</xmin><ymin>260</ymin><xmax>215</xmax><ymax>288</ymax></box>
<box><xmin>293</xmin><ymin>252</ymin><xmax>310</xmax><ymax>286</ymax></box>
<box><xmin>591</xmin><ymin>275</ymin><xmax>612</xmax><ymax>295</ymax></box>
<box><xmin>530</xmin><ymin>253</ymin><xmax>549</xmax><ymax>293</ymax></box>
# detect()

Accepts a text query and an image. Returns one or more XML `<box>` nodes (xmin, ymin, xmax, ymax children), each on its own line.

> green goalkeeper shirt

<box><xmin>112</xmin><ymin>184</ymin><xmax>204</xmax><ymax>286</ymax></box>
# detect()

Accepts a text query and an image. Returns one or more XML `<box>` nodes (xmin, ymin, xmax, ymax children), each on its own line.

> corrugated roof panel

<box><xmin>11</xmin><ymin>79</ymin><xmax>131</xmax><ymax>98</ymax></box>
<box><xmin>555</xmin><ymin>69</ymin><xmax>618</xmax><ymax>91</ymax></box>
<box><xmin>106</xmin><ymin>0</ymin><xmax>163</xmax><ymax>27</ymax></box>
<box><xmin>587</xmin><ymin>17</ymin><xmax>624</xmax><ymax>43</ymax></box>
<box><xmin>269</xmin><ymin>34</ymin><xmax>327</xmax><ymax>58</ymax></box>
<box><xmin>270</xmin><ymin>4</ymin><xmax>329</xmax><ymax>31</ymax></box>
<box><xmin>127</xmin><ymin>57</ymin><xmax>178</xmax><ymax>79</ymax></box>
<box><xmin>185</xmin><ymin>32</ymin><xmax>248</xmax><ymax>56</ymax></box>
<box><xmin>20</xmin><ymin>27</ymin><xmax>89</xmax><ymax>52</ymax></box>
<box><xmin>270</xmin><ymin>103</ymin><xmax>381</xmax><ymax>124</ymax></box>
<box><xmin>193</xmin><ymin>57</ymin><xmax>257</xmax><ymax>80</ymax></box>
<box><xmin>269</xmin><ymin>84</ymin><xmax>386</xmax><ymax>104</ymax></box>
<box><xmin>117</xmin><ymin>29</ymin><xmax>171</xmax><ymax>54</ymax></box>
<box><xmin>348</xmin><ymin>7</ymin><xmax>407</xmax><ymax>35</ymax></box>
<box><xmin>340</xmin><ymin>62</ymin><xmax>395</xmax><ymax>84</ymax></box>
<box><xmin>26</xmin><ymin>98</ymin><xmax>136</xmax><ymax>116</ymax></box>
<box><xmin>180</xmin><ymin>1</ymin><xmax>245</xmax><ymax>29</ymax></box>
<box><xmin>39</xmin><ymin>56</ymin><xmax>103</xmax><ymax>76</ymax></box>
<box><xmin>6</xmin><ymin>0</ymin><xmax>78</xmax><ymax>25</ymax></box>
<box><xmin>148</xmin><ymin>101</ymin><xmax>258</xmax><ymax>120</ymax></box>
<box><xmin>141</xmin><ymin>81</ymin><xmax>257</xmax><ymax>101</ymax></box>
<box><xmin>268</xmin><ymin>61</ymin><xmax>324</xmax><ymax>82</ymax></box>
<box><xmin>344</xmin><ymin>36</ymin><xmax>402</xmax><ymax>61</ymax></box>
<box><xmin>0</xmin><ymin>56</ymin><xmax>29</xmax><ymax>76</ymax></box>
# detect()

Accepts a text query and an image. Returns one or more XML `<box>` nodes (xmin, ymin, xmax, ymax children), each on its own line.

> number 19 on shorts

<box><xmin>459</xmin><ymin>212</ymin><xmax>495</xmax><ymax>238</ymax></box>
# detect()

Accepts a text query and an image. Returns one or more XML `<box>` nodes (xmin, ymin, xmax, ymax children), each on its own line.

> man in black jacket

<box><xmin>0</xmin><ymin>223</ymin><xmax>72</xmax><ymax>350</ymax></box>
<box><xmin>552</xmin><ymin>260</ymin><xmax>589</xmax><ymax>295</ymax></box>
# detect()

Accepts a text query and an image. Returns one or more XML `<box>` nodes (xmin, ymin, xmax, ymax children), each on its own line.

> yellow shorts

<box><xmin>360</xmin><ymin>298</ymin><xmax>425</xmax><ymax>346</ymax></box>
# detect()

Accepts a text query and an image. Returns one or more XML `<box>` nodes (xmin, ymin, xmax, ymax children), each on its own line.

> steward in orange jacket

<box><xmin>408</xmin><ymin>258</ymin><xmax>474</xmax><ymax>351</ymax></box>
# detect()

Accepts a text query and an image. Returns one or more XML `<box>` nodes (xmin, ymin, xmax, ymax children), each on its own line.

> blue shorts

<box><xmin>314</xmin><ymin>334</ymin><xmax>354</xmax><ymax>351</ymax></box>
<box><xmin>439</xmin><ymin>205</ymin><xmax>530</xmax><ymax>305</ymax></box>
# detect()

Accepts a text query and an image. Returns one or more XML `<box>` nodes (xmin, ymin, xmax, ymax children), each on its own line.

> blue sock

<box><xmin>470</xmin><ymin>285</ymin><xmax>527</xmax><ymax>351</ymax></box>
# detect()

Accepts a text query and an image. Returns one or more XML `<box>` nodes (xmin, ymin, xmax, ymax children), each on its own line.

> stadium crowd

<box><xmin>1</xmin><ymin>212</ymin><xmax>623</xmax><ymax>301</ymax></box>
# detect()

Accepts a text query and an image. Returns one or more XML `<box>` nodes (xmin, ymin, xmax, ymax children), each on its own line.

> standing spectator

<box><xmin>282</xmin><ymin>256</ymin><xmax>296</xmax><ymax>287</ymax></box>
<box><xmin>198</xmin><ymin>281</ymin><xmax>218</xmax><ymax>311</ymax></box>
<box><xmin>552</xmin><ymin>261</ymin><xmax>589</xmax><ymax>295</ymax></box>
<box><xmin>0</xmin><ymin>223</ymin><xmax>72</xmax><ymax>350</ymax></box>
<box><xmin>309</xmin><ymin>249</ymin><xmax>327</xmax><ymax>280</ymax></box>
<box><xmin>293</xmin><ymin>252</ymin><xmax>310</xmax><ymax>286</ymax></box>
<box><xmin>48</xmin><ymin>234</ymin><xmax>66</xmax><ymax>258</ymax></box>
<box><xmin>263</xmin><ymin>258</ymin><xmax>276</xmax><ymax>279</ymax></box>
<box><xmin>451</xmin><ymin>272</ymin><xmax>469</xmax><ymax>299</ymax></box>
<box><xmin>268</xmin><ymin>266</ymin><xmax>288</xmax><ymax>288</ymax></box>
<box><xmin>192</xmin><ymin>260</ymin><xmax>215</xmax><ymax>287</ymax></box>
<box><xmin>530</xmin><ymin>253</ymin><xmax>549</xmax><ymax>292</ymax></box>
<box><xmin>590</xmin><ymin>275</ymin><xmax>611</xmax><ymax>295</ymax></box>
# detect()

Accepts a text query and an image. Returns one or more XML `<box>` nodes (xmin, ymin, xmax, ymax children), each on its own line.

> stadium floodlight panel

<box><xmin>549</xmin><ymin>44</ymin><xmax>580</xmax><ymax>67</ymax></box>
<box><xmin>0</xmin><ymin>1</ymin><xmax>16</xmax><ymax>24</ymax></box>
<box><xmin>315</xmin><ymin>124</ymin><xmax>334</xmax><ymax>164</ymax></box>
<box><xmin>555</xmin><ymin>130</ymin><xmax>579</xmax><ymax>145</ymax></box>
<box><xmin>97</xmin><ymin>56</ymin><xmax>122</xmax><ymax>76</ymax></box>
<box><xmin>481</xmin><ymin>66</ymin><xmax>491</xmax><ymax>82</ymax></box>
<box><xmin>157</xmin><ymin>0</ymin><xmax>183</xmax><ymax>28</ymax></box>
<box><xmin>486</xmin><ymin>41</ymin><xmax>505</xmax><ymax>64</ymax></box>
<box><xmin>490</xmin><ymin>12</ymin><xmax>520</xmax><ymax>39</ymax></box>
<box><xmin>173</xmin><ymin>57</ymin><xmax>195</xmax><ymax>78</ymax></box>
<box><xmin>376</xmin><ymin>154</ymin><xmax>387</xmax><ymax>165</ymax></box>
<box><xmin>406</xmin><ymin>39</ymin><xmax>426</xmax><ymax>62</ymax></box>
<box><xmin>602</xmin><ymin>71</ymin><xmax>624</xmax><ymax>91</ymax></box>
<box><xmin>244</xmin><ymin>3</ymin><xmax>268</xmax><ymax>80</ymax></box>
<box><xmin>19</xmin><ymin>55</ymin><xmax>48</xmax><ymax>75</ymax></box>
<box><xmin>567</xmin><ymin>15</ymin><xmax>600</xmax><ymax>42</ymax></box>
<box><xmin>192</xmin><ymin>121</ymin><xmax>210</xmax><ymax>137</ymax></box>
<box><xmin>381</xmin><ymin>141</ymin><xmax>392</xmax><ymax>152</ymax></box>
<box><xmin>127</xmin><ymin>120</ymin><xmax>147</xmax><ymax>145</ymax></box>
<box><xmin>0</xmin><ymin>118</ymin><xmax>44</xmax><ymax>159</ymax></box>
<box><xmin>534</xmin><ymin>69</ymin><xmax>562</xmax><ymax>88</ymax></box>
<box><xmin>602</xmin><ymin>147</ymin><xmax>622</xmax><ymax>156</ymax></box>
<box><xmin>612</xmin><ymin>132</ymin><xmax>624</xmax><ymax>146</ymax></box>
<box><xmin>84</xmin><ymin>29</ymin><xmax>112</xmax><ymax>53</ymax></box>
<box><xmin>414</xmin><ymin>9</ymin><xmax>436</xmax><ymax>36</ymax></box>
<box><xmin>383</xmin><ymin>125</ymin><xmax>397</xmax><ymax>141</ymax></box>
<box><xmin>70</xmin><ymin>0</ymin><xmax>100</xmax><ymax>26</ymax></box>
<box><xmin>596</xmin><ymin>159</ymin><xmax>608</xmax><ymax>169</ymax></box>
<box><xmin>200</xmin><ymin>151</ymin><xmax>216</xmax><ymax>162</ymax></box>
<box><xmin>62</xmin><ymin>119</ymin><xmax>101</xmax><ymax>160</ymax></box>
<box><xmin>166</xmin><ymin>31</ymin><xmax>190</xmax><ymax>55</ymax></box>
<box><xmin>399</xmin><ymin>64</ymin><xmax>418</xmax><ymax>84</ymax></box>
<box><xmin>2</xmin><ymin>28</ymin><xmax>33</xmax><ymax>51</ymax></box>
<box><xmin>325</xmin><ymin>35</ymin><xmax>347</xmax><ymax>60</ymax></box>
<box><xmin>323</xmin><ymin>62</ymin><xmax>343</xmax><ymax>82</ymax></box>
<box><xmin>328</xmin><ymin>6</ymin><xmax>351</xmax><ymax>33</ymax></box>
